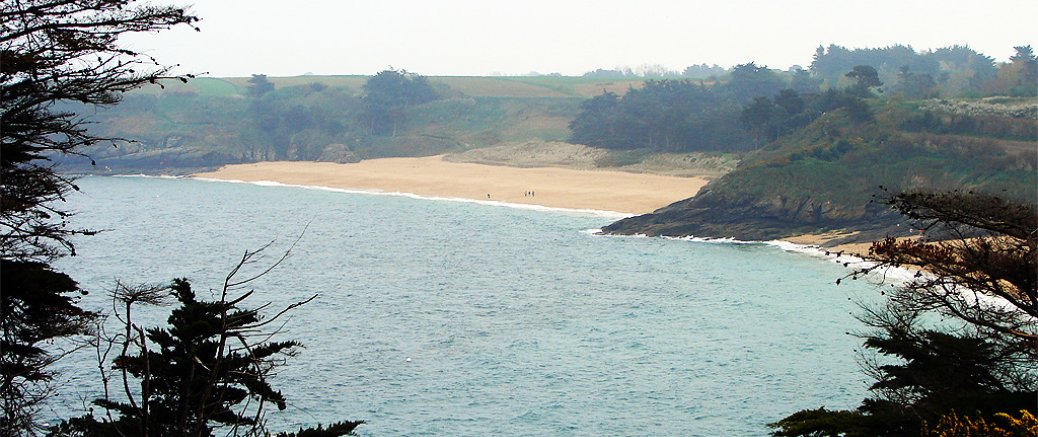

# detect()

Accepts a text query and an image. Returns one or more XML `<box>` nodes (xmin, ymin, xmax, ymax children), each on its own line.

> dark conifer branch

<box><xmin>772</xmin><ymin>190</ymin><xmax>1037</xmax><ymax>436</ymax></box>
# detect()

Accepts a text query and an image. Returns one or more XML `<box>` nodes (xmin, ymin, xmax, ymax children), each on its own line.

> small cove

<box><xmin>49</xmin><ymin>176</ymin><xmax>877</xmax><ymax>436</ymax></box>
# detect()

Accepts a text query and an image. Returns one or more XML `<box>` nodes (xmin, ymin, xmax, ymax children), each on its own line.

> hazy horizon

<box><xmin>121</xmin><ymin>0</ymin><xmax>1038</xmax><ymax>78</ymax></box>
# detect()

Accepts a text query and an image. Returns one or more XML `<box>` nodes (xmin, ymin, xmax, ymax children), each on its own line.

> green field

<box><xmin>138</xmin><ymin>74</ymin><xmax>648</xmax><ymax>99</ymax></box>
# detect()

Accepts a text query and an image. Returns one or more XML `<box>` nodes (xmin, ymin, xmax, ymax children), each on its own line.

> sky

<box><xmin>122</xmin><ymin>0</ymin><xmax>1038</xmax><ymax>78</ymax></box>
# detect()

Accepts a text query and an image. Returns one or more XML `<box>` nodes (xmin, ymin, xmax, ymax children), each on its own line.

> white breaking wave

<box><xmin>590</xmin><ymin>230</ymin><xmax>923</xmax><ymax>284</ymax></box>
<box><xmin>581</xmin><ymin>228</ymin><xmax>650</xmax><ymax>238</ymax></box>
<box><xmin>663</xmin><ymin>235</ymin><xmax>762</xmax><ymax>245</ymax></box>
<box><xmin>763</xmin><ymin>239</ymin><xmax>922</xmax><ymax>284</ymax></box>
<box><xmin>111</xmin><ymin>173</ymin><xmax>183</xmax><ymax>179</ymax></box>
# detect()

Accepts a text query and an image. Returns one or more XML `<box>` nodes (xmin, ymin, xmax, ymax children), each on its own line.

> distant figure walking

<box><xmin>487</xmin><ymin>193</ymin><xmax>491</xmax><ymax>199</ymax></box>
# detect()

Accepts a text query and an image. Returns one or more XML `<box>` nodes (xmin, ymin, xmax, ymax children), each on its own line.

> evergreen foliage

<box><xmin>247</xmin><ymin>74</ymin><xmax>275</xmax><ymax>98</ymax></box>
<box><xmin>52</xmin><ymin>249</ymin><xmax>363</xmax><ymax>436</ymax></box>
<box><xmin>1</xmin><ymin>261</ymin><xmax>96</xmax><ymax>433</ymax></box>
<box><xmin>568</xmin><ymin>78</ymin><xmax>761</xmax><ymax>152</ymax></box>
<box><xmin>0</xmin><ymin>0</ymin><xmax>198</xmax><ymax>431</ymax></box>
<box><xmin>1</xmin><ymin>1</ymin><xmax>367</xmax><ymax>434</ymax></box>
<box><xmin>361</xmin><ymin>69</ymin><xmax>439</xmax><ymax>136</ymax></box>
<box><xmin>724</xmin><ymin>62</ymin><xmax>788</xmax><ymax>103</ymax></box>
<box><xmin>241</xmin><ymin>84</ymin><xmax>361</xmax><ymax>160</ymax></box>
<box><xmin>890</xmin><ymin>66</ymin><xmax>938</xmax><ymax>100</ymax></box>
<box><xmin>770</xmin><ymin>191</ymin><xmax>1038</xmax><ymax>436</ymax></box>
<box><xmin>740</xmin><ymin>88</ymin><xmax>871</xmax><ymax>141</ymax></box>
<box><xmin>806</xmin><ymin>44</ymin><xmax>1031</xmax><ymax>97</ymax></box>
<box><xmin>998</xmin><ymin>46</ymin><xmax>1038</xmax><ymax>96</ymax></box>
<box><xmin>845</xmin><ymin>65</ymin><xmax>883</xmax><ymax>97</ymax></box>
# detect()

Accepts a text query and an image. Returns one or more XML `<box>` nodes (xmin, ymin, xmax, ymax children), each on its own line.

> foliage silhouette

<box><xmin>361</xmin><ymin>69</ymin><xmax>439</xmax><ymax>136</ymax></box>
<box><xmin>1</xmin><ymin>0</ymin><xmax>198</xmax><ymax>431</ymax></box>
<box><xmin>52</xmin><ymin>246</ymin><xmax>363</xmax><ymax>436</ymax></box>
<box><xmin>770</xmin><ymin>190</ymin><xmax>1037</xmax><ymax>436</ymax></box>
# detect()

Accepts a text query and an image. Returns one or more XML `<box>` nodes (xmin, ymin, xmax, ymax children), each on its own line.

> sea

<box><xmin>46</xmin><ymin>175</ymin><xmax>890</xmax><ymax>436</ymax></box>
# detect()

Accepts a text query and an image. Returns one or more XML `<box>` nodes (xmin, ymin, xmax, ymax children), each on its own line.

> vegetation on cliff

<box><xmin>603</xmin><ymin>99</ymin><xmax>1036</xmax><ymax>242</ymax></box>
<box><xmin>59</xmin><ymin>75</ymin><xmax>625</xmax><ymax>173</ymax></box>
<box><xmin>60</xmin><ymin>44</ymin><xmax>1038</xmax><ymax>244</ymax></box>
<box><xmin>601</xmin><ymin>45</ymin><xmax>1036</xmax><ymax>242</ymax></box>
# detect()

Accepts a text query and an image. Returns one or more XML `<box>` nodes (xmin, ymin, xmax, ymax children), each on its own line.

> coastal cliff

<box><xmin>603</xmin><ymin>106</ymin><xmax>1038</xmax><ymax>244</ymax></box>
<box><xmin>601</xmin><ymin>185</ymin><xmax>901</xmax><ymax>243</ymax></box>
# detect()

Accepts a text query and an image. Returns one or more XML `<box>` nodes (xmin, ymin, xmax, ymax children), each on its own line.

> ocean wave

<box><xmin>590</xmin><ymin>231</ymin><xmax>923</xmax><ymax>284</ymax></box>
<box><xmin>190</xmin><ymin>177</ymin><xmax>634</xmax><ymax>219</ymax></box>
<box><xmin>663</xmin><ymin>235</ymin><xmax>762</xmax><ymax>245</ymax></box>
<box><xmin>582</xmin><ymin>229</ymin><xmax>650</xmax><ymax>238</ymax></box>
<box><xmin>111</xmin><ymin>174</ymin><xmax>183</xmax><ymax>179</ymax></box>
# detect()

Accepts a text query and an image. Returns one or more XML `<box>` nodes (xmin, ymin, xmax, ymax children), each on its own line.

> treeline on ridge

<box><xmin>66</xmin><ymin>44</ymin><xmax>1037</xmax><ymax>173</ymax></box>
<box><xmin>568</xmin><ymin>45</ymin><xmax>1037</xmax><ymax>153</ymax></box>
<box><xmin>568</xmin><ymin>63</ymin><xmax>876</xmax><ymax>152</ymax></box>
<box><xmin>69</xmin><ymin>68</ymin><xmax>588</xmax><ymax>171</ymax></box>
<box><xmin>600</xmin><ymin>44</ymin><xmax>1037</xmax><ymax>242</ymax></box>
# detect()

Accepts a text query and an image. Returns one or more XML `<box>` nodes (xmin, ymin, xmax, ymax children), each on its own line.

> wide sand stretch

<box><xmin>192</xmin><ymin>156</ymin><xmax>711</xmax><ymax>215</ymax></box>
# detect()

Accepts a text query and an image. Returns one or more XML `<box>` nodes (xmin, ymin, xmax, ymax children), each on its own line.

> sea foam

<box><xmin>589</xmin><ymin>229</ymin><xmax>924</xmax><ymax>285</ymax></box>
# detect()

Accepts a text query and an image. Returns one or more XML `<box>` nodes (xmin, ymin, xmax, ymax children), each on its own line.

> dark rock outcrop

<box><xmin>602</xmin><ymin>186</ymin><xmax>904</xmax><ymax>244</ymax></box>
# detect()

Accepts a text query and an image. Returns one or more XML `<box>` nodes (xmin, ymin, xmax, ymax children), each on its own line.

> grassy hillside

<box><xmin>604</xmin><ymin>99</ymin><xmax>1038</xmax><ymax>243</ymax></box>
<box><xmin>65</xmin><ymin>74</ymin><xmax>1036</xmax><ymax>246</ymax></box>
<box><xmin>61</xmin><ymin>74</ymin><xmax>658</xmax><ymax>173</ymax></box>
<box><xmin>137</xmin><ymin>75</ymin><xmax>647</xmax><ymax>99</ymax></box>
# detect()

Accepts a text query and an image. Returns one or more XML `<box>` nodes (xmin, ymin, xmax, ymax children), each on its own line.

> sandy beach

<box><xmin>192</xmin><ymin>156</ymin><xmax>711</xmax><ymax>215</ymax></box>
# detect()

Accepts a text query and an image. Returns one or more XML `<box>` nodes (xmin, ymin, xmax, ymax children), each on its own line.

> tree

<box><xmin>1</xmin><ymin>0</ymin><xmax>198</xmax><ymax>431</ymax></box>
<box><xmin>568</xmin><ymin>80</ymin><xmax>755</xmax><ymax>153</ymax></box>
<box><xmin>1</xmin><ymin>261</ymin><xmax>95</xmax><ymax>433</ymax></box>
<box><xmin>892</xmin><ymin>66</ymin><xmax>937</xmax><ymax>100</ymax></box>
<box><xmin>53</xmin><ymin>247</ymin><xmax>363</xmax><ymax>436</ymax></box>
<box><xmin>998</xmin><ymin>45</ymin><xmax>1038</xmax><ymax>96</ymax></box>
<box><xmin>870</xmin><ymin>191</ymin><xmax>1036</xmax><ymax>348</ymax></box>
<box><xmin>789</xmin><ymin>67</ymin><xmax>822</xmax><ymax>95</ymax></box>
<box><xmin>770</xmin><ymin>190</ymin><xmax>1037</xmax><ymax>436</ymax></box>
<box><xmin>568</xmin><ymin>91</ymin><xmax>620</xmax><ymax>146</ymax></box>
<box><xmin>724</xmin><ymin>62</ymin><xmax>787</xmax><ymax>102</ymax></box>
<box><xmin>247</xmin><ymin>74</ymin><xmax>275</xmax><ymax>98</ymax></box>
<box><xmin>739</xmin><ymin>96</ymin><xmax>779</xmax><ymax>140</ymax></box>
<box><xmin>361</xmin><ymin>69</ymin><xmax>437</xmax><ymax>136</ymax></box>
<box><xmin>1</xmin><ymin>0</ymin><xmax>199</xmax><ymax>259</ymax></box>
<box><xmin>845</xmin><ymin>65</ymin><xmax>883</xmax><ymax>97</ymax></box>
<box><xmin>930</xmin><ymin>45</ymin><xmax>997</xmax><ymax>95</ymax></box>
<box><xmin>682</xmin><ymin>63</ymin><xmax>727</xmax><ymax>79</ymax></box>
<box><xmin>809</xmin><ymin>45</ymin><xmax>938</xmax><ymax>90</ymax></box>
<box><xmin>773</xmin><ymin>89</ymin><xmax>805</xmax><ymax>115</ymax></box>
<box><xmin>738</xmin><ymin>88</ymin><xmax>869</xmax><ymax>142</ymax></box>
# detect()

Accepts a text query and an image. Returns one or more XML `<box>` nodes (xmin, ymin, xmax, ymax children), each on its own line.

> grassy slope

<box><xmin>603</xmin><ymin>102</ymin><xmax>1038</xmax><ymax>243</ymax></box>
<box><xmin>68</xmin><ymin>74</ymin><xmax>658</xmax><ymax>172</ymax></box>
<box><xmin>153</xmin><ymin>75</ymin><xmax>647</xmax><ymax>98</ymax></box>
<box><xmin>75</xmin><ymin>76</ymin><xmax>1036</xmax><ymax>245</ymax></box>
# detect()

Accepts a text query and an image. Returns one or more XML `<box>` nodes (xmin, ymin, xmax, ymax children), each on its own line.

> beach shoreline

<box><xmin>192</xmin><ymin>156</ymin><xmax>883</xmax><ymax>258</ymax></box>
<box><xmin>191</xmin><ymin>156</ymin><xmax>711</xmax><ymax>215</ymax></box>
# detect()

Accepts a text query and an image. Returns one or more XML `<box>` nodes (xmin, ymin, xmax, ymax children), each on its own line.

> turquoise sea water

<box><xmin>49</xmin><ymin>176</ymin><xmax>879</xmax><ymax>436</ymax></box>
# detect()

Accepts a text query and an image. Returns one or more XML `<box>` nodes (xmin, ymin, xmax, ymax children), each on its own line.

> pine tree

<box><xmin>53</xmin><ymin>248</ymin><xmax>363</xmax><ymax>436</ymax></box>
<box><xmin>1</xmin><ymin>1</ymin><xmax>198</xmax><ymax>431</ymax></box>
<box><xmin>770</xmin><ymin>190</ymin><xmax>1038</xmax><ymax>436</ymax></box>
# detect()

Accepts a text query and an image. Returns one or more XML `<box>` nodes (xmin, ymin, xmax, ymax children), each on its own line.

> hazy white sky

<box><xmin>123</xmin><ymin>0</ymin><xmax>1038</xmax><ymax>77</ymax></box>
